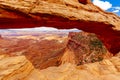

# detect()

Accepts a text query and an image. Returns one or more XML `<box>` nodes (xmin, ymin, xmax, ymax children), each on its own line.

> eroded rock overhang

<box><xmin>0</xmin><ymin>0</ymin><xmax>120</xmax><ymax>55</ymax></box>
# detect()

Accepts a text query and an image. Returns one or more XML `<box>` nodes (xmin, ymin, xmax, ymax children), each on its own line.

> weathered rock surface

<box><xmin>0</xmin><ymin>55</ymin><xmax>34</xmax><ymax>80</ymax></box>
<box><xmin>0</xmin><ymin>0</ymin><xmax>120</xmax><ymax>29</ymax></box>
<box><xmin>0</xmin><ymin>32</ymin><xmax>112</xmax><ymax>69</ymax></box>
<box><xmin>61</xmin><ymin>32</ymin><xmax>112</xmax><ymax>65</ymax></box>
<box><xmin>1</xmin><ymin>55</ymin><xmax>120</xmax><ymax>80</ymax></box>
<box><xmin>0</xmin><ymin>37</ymin><xmax>66</xmax><ymax>70</ymax></box>
<box><xmin>0</xmin><ymin>0</ymin><xmax>120</xmax><ymax>55</ymax></box>
<box><xmin>34</xmin><ymin>56</ymin><xmax>120</xmax><ymax>80</ymax></box>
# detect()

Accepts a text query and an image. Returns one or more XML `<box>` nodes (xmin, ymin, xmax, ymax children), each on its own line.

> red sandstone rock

<box><xmin>0</xmin><ymin>0</ymin><xmax>120</xmax><ymax>55</ymax></box>
<box><xmin>0</xmin><ymin>32</ymin><xmax>112</xmax><ymax>69</ymax></box>
<box><xmin>61</xmin><ymin>32</ymin><xmax>112</xmax><ymax>65</ymax></box>
<box><xmin>1</xmin><ymin>54</ymin><xmax>120</xmax><ymax>80</ymax></box>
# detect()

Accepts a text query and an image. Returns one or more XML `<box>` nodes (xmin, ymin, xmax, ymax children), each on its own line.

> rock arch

<box><xmin>0</xmin><ymin>0</ymin><xmax>120</xmax><ymax>55</ymax></box>
<box><xmin>78</xmin><ymin>0</ymin><xmax>91</xmax><ymax>4</ymax></box>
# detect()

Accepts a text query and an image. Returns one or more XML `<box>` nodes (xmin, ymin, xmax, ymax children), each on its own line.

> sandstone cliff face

<box><xmin>0</xmin><ymin>0</ymin><xmax>120</xmax><ymax>79</ymax></box>
<box><xmin>61</xmin><ymin>32</ymin><xmax>112</xmax><ymax>65</ymax></box>
<box><xmin>0</xmin><ymin>0</ymin><xmax>120</xmax><ymax>55</ymax></box>
<box><xmin>0</xmin><ymin>37</ymin><xmax>66</xmax><ymax>70</ymax></box>
<box><xmin>0</xmin><ymin>32</ymin><xmax>112</xmax><ymax>69</ymax></box>
<box><xmin>37</xmin><ymin>56</ymin><xmax>120</xmax><ymax>80</ymax></box>
<box><xmin>0</xmin><ymin>55</ymin><xmax>34</xmax><ymax>80</ymax></box>
<box><xmin>0</xmin><ymin>55</ymin><xmax>120</xmax><ymax>80</ymax></box>
<box><xmin>0</xmin><ymin>0</ymin><xmax>120</xmax><ymax>30</ymax></box>
<box><xmin>33</xmin><ymin>56</ymin><xmax>120</xmax><ymax>80</ymax></box>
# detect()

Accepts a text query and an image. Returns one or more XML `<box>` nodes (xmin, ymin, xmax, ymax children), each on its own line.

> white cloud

<box><xmin>113</xmin><ymin>10</ymin><xmax>119</xmax><ymax>13</ymax></box>
<box><xmin>93</xmin><ymin>0</ymin><xmax>112</xmax><ymax>10</ymax></box>
<box><xmin>111</xmin><ymin>6</ymin><xmax>120</xmax><ymax>13</ymax></box>
<box><xmin>114</xmin><ymin>7</ymin><xmax>120</xmax><ymax>10</ymax></box>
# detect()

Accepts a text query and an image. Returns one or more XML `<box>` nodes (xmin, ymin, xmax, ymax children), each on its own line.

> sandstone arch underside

<box><xmin>0</xmin><ymin>0</ymin><xmax>120</xmax><ymax>55</ymax></box>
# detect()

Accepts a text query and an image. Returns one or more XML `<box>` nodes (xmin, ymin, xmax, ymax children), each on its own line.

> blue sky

<box><xmin>92</xmin><ymin>0</ymin><xmax>120</xmax><ymax>16</ymax></box>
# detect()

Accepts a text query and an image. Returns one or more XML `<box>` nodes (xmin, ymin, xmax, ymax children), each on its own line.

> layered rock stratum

<box><xmin>0</xmin><ymin>55</ymin><xmax>34</xmax><ymax>80</ymax></box>
<box><xmin>0</xmin><ymin>0</ymin><xmax>120</xmax><ymax>79</ymax></box>
<box><xmin>61</xmin><ymin>32</ymin><xmax>112</xmax><ymax>65</ymax></box>
<box><xmin>0</xmin><ymin>0</ymin><xmax>120</xmax><ymax>55</ymax></box>
<box><xmin>0</xmin><ymin>54</ymin><xmax>120</xmax><ymax>80</ymax></box>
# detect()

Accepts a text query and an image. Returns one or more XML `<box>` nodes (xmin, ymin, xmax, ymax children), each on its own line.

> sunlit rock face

<box><xmin>61</xmin><ymin>32</ymin><xmax>112</xmax><ymax>65</ymax></box>
<box><xmin>0</xmin><ymin>0</ymin><xmax>120</xmax><ymax>79</ymax></box>
<box><xmin>1</xmin><ymin>55</ymin><xmax>120</xmax><ymax>80</ymax></box>
<box><xmin>0</xmin><ymin>55</ymin><xmax>35</xmax><ymax>80</ymax></box>
<box><xmin>0</xmin><ymin>31</ymin><xmax>112</xmax><ymax>70</ymax></box>
<box><xmin>0</xmin><ymin>0</ymin><xmax>120</xmax><ymax>55</ymax></box>
<box><xmin>34</xmin><ymin>56</ymin><xmax>120</xmax><ymax>80</ymax></box>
